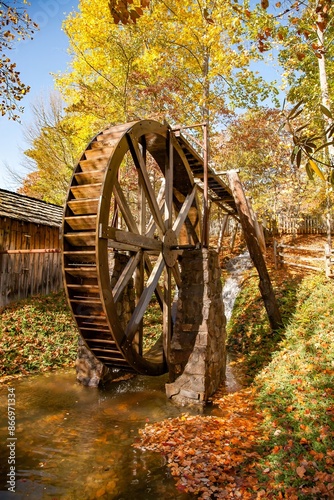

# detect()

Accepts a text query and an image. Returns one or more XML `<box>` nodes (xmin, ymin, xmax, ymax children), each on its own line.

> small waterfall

<box><xmin>222</xmin><ymin>251</ymin><xmax>253</xmax><ymax>393</ymax></box>
<box><xmin>222</xmin><ymin>251</ymin><xmax>253</xmax><ymax>322</ymax></box>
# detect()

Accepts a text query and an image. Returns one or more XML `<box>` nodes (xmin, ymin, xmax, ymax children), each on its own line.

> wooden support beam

<box><xmin>227</xmin><ymin>170</ymin><xmax>283</xmax><ymax>331</ymax></box>
<box><xmin>102</xmin><ymin>226</ymin><xmax>162</xmax><ymax>252</ymax></box>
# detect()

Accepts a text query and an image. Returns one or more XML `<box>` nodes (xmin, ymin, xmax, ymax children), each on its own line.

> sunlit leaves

<box><xmin>211</xmin><ymin>108</ymin><xmax>302</xmax><ymax>219</ymax></box>
<box><xmin>0</xmin><ymin>1</ymin><xmax>38</xmax><ymax>120</ymax></box>
<box><xmin>19</xmin><ymin>92</ymin><xmax>80</xmax><ymax>205</ymax></box>
<box><xmin>308</xmin><ymin>158</ymin><xmax>325</xmax><ymax>181</ymax></box>
<box><xmin>56</xmin><ymin>0</ymin><xmax>278</xmax><ymax>137</ymax></box>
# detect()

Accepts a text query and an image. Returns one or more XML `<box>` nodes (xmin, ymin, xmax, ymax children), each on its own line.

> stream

<box><xmin>0</xmin><ymin>253</ymin><xmax>252</xmax><ymax>499</ymax></box>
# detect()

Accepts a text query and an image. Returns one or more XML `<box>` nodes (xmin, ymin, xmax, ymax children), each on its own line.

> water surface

<box><xmin>0</xmin><ymin>370</ymin><xmax>202</xmax><ymax>499</ymax></box>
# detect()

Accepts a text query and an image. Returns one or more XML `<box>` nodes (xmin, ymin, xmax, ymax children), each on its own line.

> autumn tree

<box><xmin>108</xmin><ymin>0</ymin><xmax>150</xmax><ymax>24</ymax></box>
<box><xmin>211</xmin><ymin>108</ymin><xmax>324</xmax><ymax>222</ymax></box>
<box><xmin>0</xmin><ymin>1</ymin><xmax>38</xmax><ymax>120</ymax></box>
<box><xmin>56</xmin><ymin>0</ymin><xmax>279</xmax><ymax>136</ymax></box>
<box><xmin>19</xmin><ymin>92</ymin><xmax>81</xmax><ymax>205</ymax></box>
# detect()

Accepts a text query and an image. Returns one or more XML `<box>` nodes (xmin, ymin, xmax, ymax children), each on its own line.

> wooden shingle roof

<box><xmin>0</xmin><ymin>189</ymin><xmax>63</xmax><ymax>228</ymax></box>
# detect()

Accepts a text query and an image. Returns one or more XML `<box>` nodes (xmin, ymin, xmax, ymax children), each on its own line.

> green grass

<box><xmin>0</xmin><ymin>290</ymin><xmax>78</xmax><ymax>378</ymax></box>
<box><xmin>226</xmin><ymin>270</ymin><xmax>303</xmax><ymax>382</ymax></box>
<box><xmin>253</xmin><ymin>273</ymin><xmax>334</xmax><ymax>498</ymax></box>
<box><xmin>225</xmin><ymin>270</ymin><xmax>334</xmax><ymax>496</ymax></box>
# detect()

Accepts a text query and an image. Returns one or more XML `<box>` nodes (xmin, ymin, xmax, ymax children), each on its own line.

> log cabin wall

<box><xmin>0</xmin><ymin>189</ymin><xmax>63</xmax><ymax>308</ymax></box>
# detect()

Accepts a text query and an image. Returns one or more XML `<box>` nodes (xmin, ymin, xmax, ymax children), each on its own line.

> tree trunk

<box><xmin>317</xmin><ymin>6</ymin><xmax>333</xmax><ymax>248</ymax></box>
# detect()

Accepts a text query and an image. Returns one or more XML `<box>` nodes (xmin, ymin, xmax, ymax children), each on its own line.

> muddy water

<box><xmin>0</xmin><ymin>370</ymin><xmax>203</xmax><ymax>499</ymax></box>
<box><xmin>0</xmin><ymin>254</ymin><xmax>248</xmax><ymax>499</ymax></box>
<box><xmin>0</xmin><ymin>359</ymin><xmax>246</xmax><ymax>500</ymax></box>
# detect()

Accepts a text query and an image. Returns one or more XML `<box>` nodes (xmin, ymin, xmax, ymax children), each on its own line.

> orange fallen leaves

<box><xmin>296</xmin><ymin>465</ymin><xmax>306</xmax><ymax>478</ymax></box>
<box><xmin>134</xmin><ymin>383</ymin><xmax>334</xmax><ymax>498</ymax></box>
<box><xmin>134</xmin><ymin>389</ymin><xmax>264</xmax><ymax>499</ymax></box>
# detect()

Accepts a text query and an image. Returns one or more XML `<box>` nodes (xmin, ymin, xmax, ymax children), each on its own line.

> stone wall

<box><xmin>165</xmin><ymin>249</ymin><xmax>226</xmax><ymax>405</ymax></box>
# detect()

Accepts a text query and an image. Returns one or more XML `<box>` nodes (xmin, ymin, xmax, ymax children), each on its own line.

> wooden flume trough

<box><xmin>62</xmin><ymin>119</ymin><xmax>281</xmax><ymax>378</ymax></box>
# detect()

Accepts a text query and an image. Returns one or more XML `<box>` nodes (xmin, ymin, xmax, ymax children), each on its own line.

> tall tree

<box><xmin>55</xmin><ymin>0</ymin><xmax>279</xmax><ymax>136</ymax></box>
<box><xmin>250</xmin><ymin>1</ymin><xmax>334</xmax><ymax>163</ymax></box>
<box><xmin>19</xmin><ymin>92</ymin><xmax>80</xmax><ymax>205</ymax></box>
<box><xmin>0</xmin><ymin>1</ymin><xmax>38</xmax><ymax>120</ymax></box>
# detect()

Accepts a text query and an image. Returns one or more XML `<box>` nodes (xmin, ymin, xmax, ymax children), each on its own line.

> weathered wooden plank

<box><xmin>67</xmin><ymin>198</ymin><xmax>99</xmax><ymax>215</ymax></box>
<box><xmin>70</xmin><ymin>183</ymin><xmax>102</xmax><ymax>200</ymax></box>
<box><xmin>84</xmin><ymin>147</ymin><xmax>114</xmax><ymax>160</ymax></box>
<box><xmin>63</xmin><ymin>250</ymin><xmax>96</xmax><ymax>263</ymax></box>
<box><xmin>79</xmin><ymin>158</ymin><xmax>106</xmax><ymax>172</ymax></box>
<box><xmin>65</xmin><ymin>215</ymin><xmax>97</xmax><ymax>231</ymax></box>
<box><xmin>74</xmin><ymin>170</ymin><xmax>106</xmax><ymax>185</ymax></box>
<box><xmin>64</xmin><ymin>231</ymin><xmax>96</xmax><ymax>247</ymax></box>
<box><xmin>103</xmin><ymin>226</ymin><xmax>162</xmax><ymax>252</ymax></box>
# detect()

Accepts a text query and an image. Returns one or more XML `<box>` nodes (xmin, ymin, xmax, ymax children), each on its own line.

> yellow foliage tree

<box><xmin>55</xmin><ymin>0</ymin><xmax>278</xmax><ymax>137</ymax></box>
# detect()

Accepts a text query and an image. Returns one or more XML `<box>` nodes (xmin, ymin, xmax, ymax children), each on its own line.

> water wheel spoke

<box><xmin>144</xmin><ymin>253</ymin><xmax>164</xmax><ymax>309</ymax></box>
<box><xmin>146</xmin><ymin>179</ymin><xmax>166</xmax><ymax>238</ymax></box>
<box><xmin>163</xmin><ymin>265</ymin><xmax>172</xmax><ymax>361</ymax></box>
<box><xmin>106</xmin><ymin>226</ymin><xmax>162</xmax><ymax>252</ymax></box>
<box><xmin>172</xmin><ymin>185</ymin><xmax>197</xmax><ymax>236</ymax></box>
<box><xmin>125</xmin><ymin>254</ymin><xmax>165</xmax><ymax>343</ymax></box>
<box><xmin>127</xmin><ymin>133</ymin><xmax>165</xmax><ymax>235</ymax></box>
<box><xmin>171</xmin><ymin>261</ymin><xmax>182</xmax><ymax>288</ymax></box>
<box><xmin>113</xmin><ymin>179</ymin><xmax>140</xmax><ymax>234</ymax></box>
<box><xmin>113</xmin><ymin>251</ymin><xmax>143</xmax><ymax>303</ymax></box>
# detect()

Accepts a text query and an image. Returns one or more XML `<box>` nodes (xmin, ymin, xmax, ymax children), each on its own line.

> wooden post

<box><xmin>273</xmin><ymin>240</ymin><xmax>278</xmax><ymax>270</ymax></box>
<box><xmin>163</xmin><ymin>129</ymin><xmax>174</xmax><ymax>364</ymax></box>
<box><xmin>227</xmin><ymin>170</ymin><xmax>283</xmax><ymax>331</ymax></box>
<box><xmin>202</xmin><ymin>122</ymin><xmax>209</xmax><ymax>248</ymax></box>
<box><xmin>248</xmin><ymin>201</ymin><xmax>266</xmax><ymax>254</ymax></box>
<box><xmin>216</xmin><ymin>214</ymin><xmax>229</xmax><ymax>254</ymax></box>
<box><xmin>325</xmin><ymin>243</ymin><xmax>332</xmax><ymax>278</ymax></box>
<box><xmin>229</xmin><ymin>220</ymin><xmax>239</xmax><ymax>251</ymax></box>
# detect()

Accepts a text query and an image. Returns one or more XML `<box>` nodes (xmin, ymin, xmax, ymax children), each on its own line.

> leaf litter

<box><xmin>134</xmin><ymin>388</ymin><xmax>264</xmax><ymax>499</ymax></box>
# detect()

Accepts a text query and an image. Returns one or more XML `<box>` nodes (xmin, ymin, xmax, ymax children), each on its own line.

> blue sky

<box><xmin>0</xmin><ymin>0</ymin><xmax>78</xmax><ymax>191</ymax></box>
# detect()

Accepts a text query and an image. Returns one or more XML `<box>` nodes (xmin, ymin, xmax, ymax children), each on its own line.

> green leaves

<box><xmin>320</xmin><ymin>104</ymin><xmax>333</xmax><ymax>120</ymax></box>
<box><xmin>282</xmin><ymin>101</ymin><xmax>334</xmax><ymax>185</ymax></box>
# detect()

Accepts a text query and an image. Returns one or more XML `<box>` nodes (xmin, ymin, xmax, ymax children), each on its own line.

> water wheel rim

<box><xmin>63</xmin><ymin>120</ymin><xmax>201</xmax><ymax>376</ymax></box>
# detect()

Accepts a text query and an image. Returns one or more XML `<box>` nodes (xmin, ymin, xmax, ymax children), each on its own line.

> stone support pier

<box><xmin>165</xmin><ymin>249</ymin><xmax>226</xmax><ymax>405</ymax></box>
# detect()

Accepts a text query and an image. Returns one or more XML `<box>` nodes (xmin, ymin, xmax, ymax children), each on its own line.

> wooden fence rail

<box><xmin>274</xmin><ymin>241</ymin><xmax>334</xmax><ymax>277</ymax></box>
<box><xmin>268</xmin><ymin>215</ymin><xmax>331</xmax><ymax>235</ymax></box>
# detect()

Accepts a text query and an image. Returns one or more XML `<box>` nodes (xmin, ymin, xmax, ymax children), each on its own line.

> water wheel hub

<box><xmin>163</xmin><ymin>228</ymin><xmax>178</xmax><ymax>267</ymax></box>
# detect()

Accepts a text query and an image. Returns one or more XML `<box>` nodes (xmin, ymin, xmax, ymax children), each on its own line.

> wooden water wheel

<box><xmin>62</xmin><ymin>120</ymin><xmax>202</xmax><ymax>376</ymax></box>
